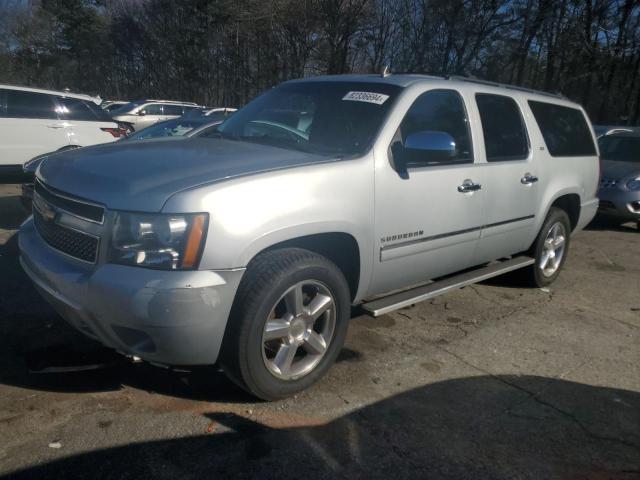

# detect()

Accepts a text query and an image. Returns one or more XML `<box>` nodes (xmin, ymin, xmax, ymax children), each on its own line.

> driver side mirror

<box><xmin>137</xmin><ymin>110</ymin><xmax>146</xmax><ymax>116</ymax></box>
<box><xmin>402</xmin><ymin>131</ymin><xmax>457</xmax><ymax>164</ymax></box>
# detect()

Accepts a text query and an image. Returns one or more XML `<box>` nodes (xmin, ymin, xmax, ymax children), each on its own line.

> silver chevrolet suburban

<box><xmin>19</xmin><ymin>74</ymin><xmax>600</xmax><ymax>400</ymax></box>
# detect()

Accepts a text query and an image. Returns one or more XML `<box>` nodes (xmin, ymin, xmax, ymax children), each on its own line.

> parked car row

<box><xmin>109</xmin><ymin>99</ymin><xmax>201</xmax><ymax>131</ymax></box>
<box><xmin>17</xmin><ymin>102</ymin><xmax>234</xmax><ymax>207</ymax></box>
<box><xmin>17</xmin><ymin>74</ymin><xmax>602</xmax><ymax>400</ymax></box>
<box><xmin>4</xmin><ymin>74</ymin><xmax>636</xmax><ymax>400</ymax></box>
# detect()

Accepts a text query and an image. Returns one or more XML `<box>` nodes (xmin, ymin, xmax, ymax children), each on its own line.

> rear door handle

<box><xmin>47</xmin><ymin>124</ymin><xmax>65</xmax><ymax>129</ymax></box>
<box><xmin>521</xmin><ymin>173</ymin><xmax>539</xmax><ymax>185</ymax></box>
<box><xmin>457</xmin><ymin>180</ymin><xmax>482</xmax><ymax>193</ymax></box>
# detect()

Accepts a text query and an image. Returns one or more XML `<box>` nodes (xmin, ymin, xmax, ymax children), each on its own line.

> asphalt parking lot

<box><xmin>0</xmin><ymin>183</ymin><xmax>638</xmax><ymax>480</ymax></box>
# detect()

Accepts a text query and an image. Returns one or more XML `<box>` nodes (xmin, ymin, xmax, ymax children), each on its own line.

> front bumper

<box><xmin>19</xmin><ymin>218</ymin><xmax>244</xmax><ymax>365</ymax></box>
<box><xmin>597</xmin><ymin>188</ymin><xmax>640</xmax><ymax>221</ymax></box>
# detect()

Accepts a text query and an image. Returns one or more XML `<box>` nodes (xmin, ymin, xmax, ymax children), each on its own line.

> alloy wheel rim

<box><xmin>539</xmin><ymin>221</ymin><xmax>566</xmax><ymax>278</ymax></box>
<box><xmin>261</xmin><ymin>280</ymin><xmax>336</xmax><ymax>381</ymax></box>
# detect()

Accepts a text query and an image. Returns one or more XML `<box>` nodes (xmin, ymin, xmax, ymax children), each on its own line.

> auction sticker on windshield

<box><xmin>342</xmin><ymin>91</ymin><xmax>390</xmax><ymax>105</ymax></box>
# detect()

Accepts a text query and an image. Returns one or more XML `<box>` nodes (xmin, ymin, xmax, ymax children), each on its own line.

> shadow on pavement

<box><xmin>0</xmin><ymin>230</ymin><xmax>255</xmax><ymax>402</ymax></box>
<box><xmin>2</xmin><ymin>375</ymin><xmax>639</xmax><ymax>480</ymax></box>
<box><xmin>0</xmin><ymin>230</ymin><xmax>363</xmax><ymax>403</ymax></box>
<box><xmin>1</xmin><ymin>201</ymin><xmax>639</xmax><ymax>479</ymax></box>
<box><xmin>0</xmin><ymin>194</ymin><xmax>29</xmax><ymax>230</ymax></box>
<box><xmin>586</xmin><ymin>216</ymin><xmax>639</xmax><ymax>233</ymax></box>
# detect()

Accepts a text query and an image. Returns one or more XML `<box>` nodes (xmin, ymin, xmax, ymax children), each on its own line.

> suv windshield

<box><xmin>599</xmin><ymin>135</ymin><xmax>640</xmax><ymax>163</ymax></box>
<box><xmin>214</xmin><ymin>81</ymin><xmax>401</xmax><ymax>156</ymax></box>
<box><xmin>127</xmin><ymin>118</ymin><xmax>206</xmax><ymax>140</ymax></box>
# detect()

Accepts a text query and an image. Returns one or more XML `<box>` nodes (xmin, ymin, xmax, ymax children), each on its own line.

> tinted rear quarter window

<box><xmin>3</xmin><ymin>89</ymin><xmax>58</xmax><ymax>119</ymax></box>
<box><xmin>163</xmin><ymin>105</ymin><xmax>185</xmax><ymax>115</ymax></box>
<box><xmin>143</xmin><ymin>104</ymin><xmax>163</xmax><ymax>115</ymax></box>
<box><xmin>528</xmin><ymin>101</ymin><xmax>596</xmax><ymax>157</ymax></box>
<box><xmin>57</xmin><ymin>97</ymin><xmax>111</xmax><ymax>121</ymax></box>
<box><xmin>476</xmin><ymin>93</ymin><xmax>529</xmax><ymax>162</ymax></box>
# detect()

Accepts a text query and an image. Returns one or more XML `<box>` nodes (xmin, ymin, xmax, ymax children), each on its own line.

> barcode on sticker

<box><xmin>342</xmin><ymin>91</ymin><xmax>389</xmax><ymax>105</ymax></box>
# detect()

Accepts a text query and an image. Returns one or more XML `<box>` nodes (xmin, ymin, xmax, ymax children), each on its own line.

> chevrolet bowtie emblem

<box><xmin>33</xmin><ymin>192</ymin><xmax>56</xmax><ymax>221</ymax></box>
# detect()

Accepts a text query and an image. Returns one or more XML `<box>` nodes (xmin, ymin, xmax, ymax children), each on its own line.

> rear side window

<box><xmin>163</xmin><ymin>105</ymin><xmax>184</xmax><ymax>116</ymax></box>
<box><xmin>57</xmin><ymin>97</ymin><xmax>111</xmax><ymax>121</ymax></box>
<box><xmin>3</xmin><ymin>89</ymin><xmax>58</xmax><ymax>119</ymax></box>
<box><xmin>528</xmin><ymin>101</ymin><xmax>596</xmax><ymax>157</ymax></box>
<box><xmin>142</xmin><ymin>104</ymin><xmax>163</xmax><ymax>115</ymax></box>
<box><xmin>476</xmin><ymin>93</ymin><xmax>529</xmax><ymax>162</ymax></box>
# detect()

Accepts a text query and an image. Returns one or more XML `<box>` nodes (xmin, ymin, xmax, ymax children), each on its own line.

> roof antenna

<box><xmin>381</xmin><ymin>65</ymin><xmax>391</xmax><ymax>78</ymax></box>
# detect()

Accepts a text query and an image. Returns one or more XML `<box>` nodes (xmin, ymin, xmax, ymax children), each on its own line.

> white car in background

<box><xmin>0</xmin><ymin>85</ymin><xmax>124</xmax><ymax>180</ymax></box>
<box><xmin>101</xmin><ymin>100</ymin><xmax>129</xmax><ymax>113</ymax></box>
<box><xmin>109</xmin><ymin>99</ymin><xmax>201</xmax><ymax>131</ymax></box>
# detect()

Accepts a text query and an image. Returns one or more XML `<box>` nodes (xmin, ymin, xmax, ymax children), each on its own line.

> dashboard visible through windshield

<box><xmin>212</xmin><ymin>81</ymin><xmax>402</xmax><ymax>156</ymax></box>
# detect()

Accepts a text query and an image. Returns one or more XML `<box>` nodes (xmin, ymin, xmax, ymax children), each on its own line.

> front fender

<box><xmin>162</xmin><ymin>157</ymin><xmax>375</xmax><ymax>300</ymax></box>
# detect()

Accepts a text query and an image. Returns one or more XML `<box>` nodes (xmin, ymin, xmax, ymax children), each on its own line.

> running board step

<box><xmin>362</xmin><ymin>256</ymin><xmax>535</xmax><ymax>317</ymax></box>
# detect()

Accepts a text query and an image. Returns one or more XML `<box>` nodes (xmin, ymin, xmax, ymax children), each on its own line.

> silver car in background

<box><xmin>597</xmin><ymin>132</ymin><xmax>640</xmax><ymax>229</ymax></box>
<box><xmin>110</xmin><ymin>99</ymin><xmax>200</xmax><ymax>131</ymax></box>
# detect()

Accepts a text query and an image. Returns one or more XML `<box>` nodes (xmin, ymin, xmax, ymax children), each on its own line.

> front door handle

<box><xmin>47</xmin><ymin>124</ymin><xmax>66</xmax><ymax>129</ymax></box>
<box><xmin>457</xmin><ymin>179</ymin><xmax>482</xmax><ymax>193</ymax></box>
<box><xmin>521</xmin><ymin>173</ymin><xmax>539</xmax><ymax>185</ymax></box>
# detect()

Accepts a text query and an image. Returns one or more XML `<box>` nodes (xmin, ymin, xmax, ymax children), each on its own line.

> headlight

<box><xmin>627</xmin><ymin>177</ymin><xmax>640</xmax><ymax>191</ymax></box>
<box><xmin>109</xmin><ymin>212</ymin><xmax>208</xmax><ymax>270</ymax></box>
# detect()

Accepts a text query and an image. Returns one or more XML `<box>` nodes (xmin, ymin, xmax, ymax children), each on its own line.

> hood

<box><xmin>601</xmin><ymin>159</ymin><xmax>640</xmax><ymax>180</ymax></box>
<box><xmin>38</xmin><ymin>137</ymin><xmax>333</xmax><ymax>212</ymax></box>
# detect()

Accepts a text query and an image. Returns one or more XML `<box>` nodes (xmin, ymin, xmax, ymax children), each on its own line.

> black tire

<box><xmin>522</xmin><ymin>207</ymin><xmax>572</xmax><ymax>287</ymax></box>
<box><xmin>220</xmin><ymin>248</ymin><xmax>351</xmax><ymax>401</ymax></box>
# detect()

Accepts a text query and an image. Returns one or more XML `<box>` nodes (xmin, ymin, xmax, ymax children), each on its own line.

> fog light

<box><xmin>630</xmin><ymin>201</ymin><xmax>640</xmax><ymax>212</ymax></box>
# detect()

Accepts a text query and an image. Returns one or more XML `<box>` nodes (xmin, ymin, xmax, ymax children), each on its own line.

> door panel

<box><xmin>372</xmin><ymin>163</ymin><xmax>486</xmax><ymax>295</ymax></box>
<box><xmin>474</xmin><ymin>162</ymin><xmax>538</xmax><ymax>263</ymax></box>
<box><xmin>471</xmin><ymin>93</ymin><xmax>539</xmax><ymax>263</ymax></box>
<box><xmin>0</xmin><ymin>89</ymin><xmax>69</xmax><ymax>166</ymax></box>
<box><xmin>370</xmin><ymin>88</ymin><xmax>485</xmax><ymax>296</ymax></box>
<box><xmin>0</xmin><ymin>118</ymin><xmax>69</xmax><ymax>166</ymax></box>
<box><xmin>56</xmin><ymin>96</ymin><xmax>116</xmax><ymax>147</ymax></box>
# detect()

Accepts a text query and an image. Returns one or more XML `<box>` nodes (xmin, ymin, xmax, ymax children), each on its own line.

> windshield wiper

<box><xmin>238</xmin><ymin>135</ymin><xmax>313</xmax><ymax>154</ymax></box>
<box><xmin>205</xmin><ymin>130</ymin><xmax>241</xmax><ymax>141</ymax></box>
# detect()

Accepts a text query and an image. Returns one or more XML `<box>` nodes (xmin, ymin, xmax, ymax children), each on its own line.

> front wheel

<box><xmin>220</xmin><ymin>248</ymin><xmax>350</xmax><ymax>400</ymax></box>
<box><xmin>523</xmin><ymin>207</ymin><xmax>571</xmax><ymax>287</ymax></box>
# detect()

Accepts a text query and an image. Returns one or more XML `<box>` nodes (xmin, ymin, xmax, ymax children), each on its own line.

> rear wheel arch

<box><xmin>529</xmin><ymin>193</ymin><xmax>581</xmax><ymax>252</ymax></box>
<box><xmin>550</xmin><ymin>193</ymin><xmax>580</xmax><ymax>231</ymax></box>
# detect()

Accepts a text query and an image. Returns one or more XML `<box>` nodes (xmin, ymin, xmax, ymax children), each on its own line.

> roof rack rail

<box><xmin>142</xmin><ymin>99</ymin><xmax>199</xmax><ymax>105</ymax></box>
<box><xmin>445</xmin><ymin>75</ymin><xmax>566</xmax><ymax>100</ymax></box>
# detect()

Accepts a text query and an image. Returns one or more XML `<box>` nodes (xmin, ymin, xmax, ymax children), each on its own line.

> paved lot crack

<box><xmin>437</xmin><ymin>346</ymin><xmax>640</xmax><ymax>452</ymax></box>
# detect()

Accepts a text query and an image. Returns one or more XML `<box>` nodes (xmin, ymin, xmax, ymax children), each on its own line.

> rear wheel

<box><xmin>220</xmin><ymin>248</ymin><xmax>350</xmax><ymax>400</ymax></box>
<box><xmin>523</xmin><ymin>207</ymin><xmax>571</xmax><ymax>287</ymax></box>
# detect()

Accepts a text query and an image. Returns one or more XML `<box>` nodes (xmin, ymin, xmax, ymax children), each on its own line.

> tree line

<box><xmin>1</xmin><ymin>0</ymin><xmax>639</xmax><ymax>124</ymax></box>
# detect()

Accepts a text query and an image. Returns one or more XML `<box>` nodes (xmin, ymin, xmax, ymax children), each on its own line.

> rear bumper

<box><xmin>575</xmin><ymin>198</ymin><xmax>599</xmax><ymax>231</ymax></box>
<box><xmin>19</xmin><ymin>218</ymin><xmax>244</xmax><ymax>365</ymax></box>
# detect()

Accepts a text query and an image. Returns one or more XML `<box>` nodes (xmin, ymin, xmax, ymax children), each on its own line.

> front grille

<box><xmin>599</xmin><ymin>177</ymin><xmax>619</xmax><ymax>189</ymax></box>
<box><xmin>35</xmin><ymin>180</ymin><xmax>105</xmax><ymax>223</ymax></box>
<box><xmin>34</xmin><ymin>208</ymin><xmax>99</xmax><ymax>263</ymax></box>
